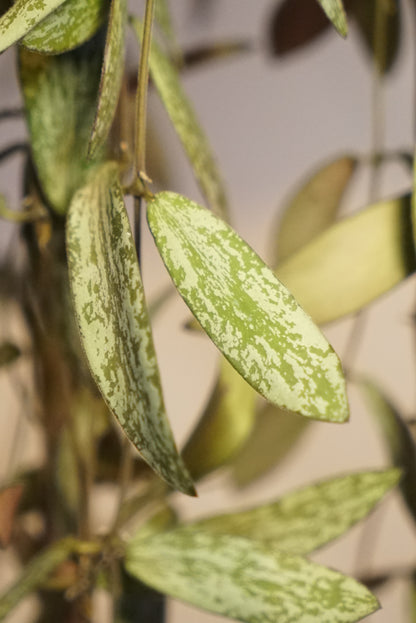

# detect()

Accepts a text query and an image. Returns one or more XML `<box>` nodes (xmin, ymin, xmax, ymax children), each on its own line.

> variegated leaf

<box><xmin>147</xmin><ymin>191</ymin><xmax>348</xmax><ymax>422</ymax></box>
<box><xmin>88</xmin><ymin>0</ymin><xmax>127</xmax><ymax>158</ymax></box>
<box><xmin>131</xmin><ymin>17</ymin><xmax>228</xmax><ymax>220</ymax></box>
<box><xmin>0</xmin><ymin>0</ymin><xmax>67</xmax><ymax>53</ymax></box>
<box><xmin>22</xmin><ymin>0</ymin><xmax>108</xmax><ymax>54</ymax></box>
<box><xmin>66</xmin><ymin>164</ymin><xmax>195</xmax><ymax>495</ymax></box>
<box><xmin>277</xmin><ymin>194</ymin><xmax>415</xmax><ymax>325</ymax></box>
<box><xmin>125</xmin><ymin>529</ymin><xmax>378</xmax><ymax>623</ymax></box>
<box><xmin>191</xmin><ymin>469</ymin><xmax>400</xmax><ymax>554</ymax></box>
<box><xmin>182</xmin><ymin>357</ymin><xmax>257</xmax><ymax>481</ymax></box>
<box><xmin>317</xmin><ymin>0</ymin><xmax>348</xmax><ymax>36</ymax></box>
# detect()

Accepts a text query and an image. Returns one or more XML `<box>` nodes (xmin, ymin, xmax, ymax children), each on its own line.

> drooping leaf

<box><xmin>182</xmin><ymin>357</ymin><xmax>257</xmax><ymax>481</ymax></box>
<box><xmin>0</xmin><ymin>0</ymin><xmax>67</xmax><ymax>53</ymax></box>
<box><xmin>66</xmin><ymin>164</ymin><xmax>195</xmax><ymax>496</ymax></box>
<box><xmin>147</xmin><ymin>191</ymin><xmax>348</xmax><ymax>422</ymax></box>
<box><xmin>21</xmin><ymin>0</ymin><xmax>108</xmax><ymax>55</ymax></box>
<box><xmin>317</xmin><ymin>0</ymin><xmax>348</xmax><ymax>37</ymax></box>
<box><xmin>232</xmin><ymin>403</ymin><xmax>310</xmax><ymax>487</ymax></box>
<box><xmin>19</xmin><ymin>36</ymin><xmax>104</xmax><ymax>215</ymax></box>
<box><xmin>88</xmin><ymin>0</ymin><xmax>127</xmax><ymax>159</ymax></box>
<box><xmin>0</xmin><ymin>539</ymin><xmax>74</xmax><ymax>620</ymax></box>
<box><xmin>131</xmin><ymin>17</ymin><xmax>228</xmax><ymax>220</ymax></box>
<box><xmin>0</xmin><ymin>483</ymin><xmax>23</xmax><ymax>547</ymax></box>
<box><xmin>275</xmin><ymin>155</ymin><xmax>357</xmax><ymax>264</ymax></box>
<box><xmin>0</xmin><ymin>341</ymin><xmax>21</xmax><ymax>367</ymax></box>
<box><xmin>359</xmin><ymin>380</ymin><xmax>416</xmax><ymax>524</ymax></box>
<box><xmin>125</xmin><ymin>529</ymin><xmax>378</xmax><ymax>623</ymax></box>
<box><xmin>277</xmin><ymin>194</ymin><xmax>415</xmax><ymax>325</ymax></box>
<box><xmin>189</xmin><ymin>469</ymin><xmax>400</xmax><ymax>554</ymax></box>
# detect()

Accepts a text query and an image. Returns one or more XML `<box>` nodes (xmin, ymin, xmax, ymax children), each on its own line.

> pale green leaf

<box><xmin>232</xmin><ymin>403</ymin><xmax>310</xmax><ymax>487</ymax></box>
<box><xmin>317</xmin><ymin>0</ymin><xmax>348</xmax><ymax>37</ymax></box>
<box><xmin>125</xmin><ymin>529</ymin><xmax>378</xmax><ymax>623</ymax></box>
<box><xmin>0</xmin><ymin>539</ymin><xmax>74</xmax><ymax>621</ymax></box>
<box><xmin>19</xmin><ymin>38</ymin><xmax>104</xmax><ymax>215</ymax></box>
<box><xmin>155</xmin><ymin>0</ymin><xmax>180</xmax><ymax>60</ymax></box>
<box><xmin>359</xmin><ymin>379</ymin><xmax>416</xmax><ymax>524</ymax></box>
<box><xmin>275</xmin><ymin>155</ymin><xmax>357</xmax><ymax>264</ymax></box>
<box><xmin>88</xmin><ymin>0</ymin><xmax>127</xmax><ymax>159</ymax></box>
<box><xmin>147</xmin><ymin>191</ymin><xmax>348</xmax><ymax>422</ymax></box>
<box><xmin>131</xmin><ymin>17</ymin><xmax>228</xmax><ymax>220</ymax></box>
<box><xmin>182</xmin><ymin>357</ymin><xmax>257</xmax><ymax>481</ymax></box>
<box><xmin>190</xmin><ymin>469</ymin><xmax>400</xmax><ymax>555</ymax></box>
<box><xmin>0</xmin><ymin>0</ymin><xmax>67</xmax><ymax>53</ymax></box>
<box><xmin>66</xmin><ymin>164</ymin><xmax>195</xmax><ymax>496</ymax></box>
<box><xmin>22</xmin><ymin>0</ymin><xmax>108</xmax><ymax>54</ymax></box>
<box><xmin>277</xmin><ymin>194</ymin><xmax>415</xmax><ymax>325</ymax></box>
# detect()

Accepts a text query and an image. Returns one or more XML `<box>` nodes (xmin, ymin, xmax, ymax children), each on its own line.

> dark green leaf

<box><xmin>0</xmin><ymin>0</ymin><xmax>67</xmax><ymax>53</ymax></box>
<box><xmin>0</xmin><ymin>341</ymin><xmax>21</xmax><ymax>367</ymax></box>
<box><xmin>66</xmin><ymin>164</ymin><xmax>195</xmax><ymax>496</ymax></box>
<box><xmin>115</xmin><ymin>569</ymin><xmax>166</xmax><ymax>623</ymax></box>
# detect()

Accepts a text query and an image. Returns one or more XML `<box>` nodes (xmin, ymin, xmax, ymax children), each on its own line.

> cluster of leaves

<box><xmin>0</xmin><ymin>0</ymin><xmax>415</xmax><ymax>622</ymax></box>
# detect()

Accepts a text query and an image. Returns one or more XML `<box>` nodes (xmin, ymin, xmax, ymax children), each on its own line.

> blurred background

<box><xmin>1</xmin><ymin>1</ymin><xmax>416</xmax><ymax>621</ymax></box>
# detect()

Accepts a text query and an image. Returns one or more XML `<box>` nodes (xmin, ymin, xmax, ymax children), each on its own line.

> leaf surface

<box><xmin>22</xmin><ymin>0</ymin><xmax>108</xmax><ymax>54</ymax></box>
<box><xmin>131</xmin><ymin>17</ymin><xmax>228</xmax><ymax>220</ymax></box>
<box><xmin>126</xmin><ymin>529</ymin><xmax>378</xmax><ymax>623</ymax></box>
<box><xmin>88</xmin><ymin>0</ymin><xmax>127</xmax><ymax>158</ymax></box>
<box><xmin>147</xmin><ymin>191</ymin><xmax>348</xmax><ymax>422</ymax></box>
<box><xmin>0</xmin><ymin>0</ymin><xmax>67</xmax><ymax>53</ymax></box>
<box><xmin>190</xmin><ymin>470</ymin><xmax>399</xmax><ymax>555</ymax></box>
<box><xmin>66</xmin><ymin>164</ymin><xmax>194</xmax><ymax>495</ymax></box>
<box><xmin>317</xmin><ymin>0</ymin><xmax>348</xmax><ymax>36</ymax></box>
<box><xmin>277</xmin><ymin>194</ymin><xmax>415</xmax><ymax>325</ymax></box>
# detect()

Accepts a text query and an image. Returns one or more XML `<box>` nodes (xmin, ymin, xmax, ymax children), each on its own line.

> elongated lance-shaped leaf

<box><xmin>189</xmin><ymin>469</ymin><xmax>400</xmax><ymax>555</ymax></box>
<box><xmin>232</xmin><ymin>403</ymin><xmax>310</xmax><ymax>487</ymax></box>
<box><xmin>155</xmin><ymin>0</ymin><xmax>181</xmax><ymax>60</ymax></box>
<box><xmin>66</xmin><ymin>164</ymin><xmax>195</xmax><ymax>496</ymax></box>
<box><xmin>19</xmin><ymin>36</ymin><xmax>104</xmax><ymax>215</ymax></box>
<box><xmin>275</xmin><ymin>155</ymin><xmax>357</xmax><ymax>264</ymax></box>
<box><xmin>88</xmin><ymin>0</ymin><xmax>127</xmax><ymax>158</ymax></box>
<box><xmin>358</xmin><ymin>379</ymin><xmax>416</xmax><ymax>525</ymax></box>
<box><xmin>147</xmin><ymin>191</ymin><xmax>348</xmax><ymax>422</ymax></box>
<box><xmin>131</xmin><ymin>17</ymin><xmax>228</xmax><ymax>221</ymax></box>
<box><xmin>182</xmin><ymin>357</ymin><xmax>257</xmax><ymax>481</ymax></box>
<box><xmin>277</xmin><ymin>194</ymin><xmax>416</xmax><ymax>325</ymax></box>
<box><xmin>126</xmin><ymin>529</ymin><xmax>378</xmax><ymax>623</ymax></box>
<box><xmin>0</xmin><ymin>539</ymin><xmax>74</xmax><ymax>621</ymax></box>
<box><xmin>22</xmin><ymin>0</ymin><xmax>108</xmax><ymax>55</ymax></box>
<box><xmin>317</xmin><ymin>0</ymin><xmax>348</xmax><ymax>36</ymax></box>
<box><xmin>0</xmin><ymin>0</ymin><xmax>67</xmax><ymax>53</ymax></box>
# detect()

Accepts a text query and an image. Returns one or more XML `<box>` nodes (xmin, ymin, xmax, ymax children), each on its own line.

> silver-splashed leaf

<box><xmin>147</xmin><ymin>191</ymin><xmax>348</xmax><ymax>422</ymax></box>
<box><xmin>0</xmin><ymin>0</ymin><xmax>67</xmax><ymax>53</ymax></box>
<box><xmin>66</xmin><ymin>164</ymin><xmax>195</xmax><ymax>496</ymax></box>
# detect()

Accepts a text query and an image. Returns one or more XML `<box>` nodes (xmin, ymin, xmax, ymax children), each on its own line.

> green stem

<box><xmin>134</xmin><ymin>0</ymin><xmax>156</xmax><ymax>181</ymax></box>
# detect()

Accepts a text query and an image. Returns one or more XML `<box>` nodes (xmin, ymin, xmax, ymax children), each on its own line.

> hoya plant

<box><xmin>0</xmin><ymin>0</ymin><xmax>415</xmax><ymax>622</ymax></box>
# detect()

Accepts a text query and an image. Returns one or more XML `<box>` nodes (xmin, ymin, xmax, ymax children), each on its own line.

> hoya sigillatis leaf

<box><xmin>147</xmin><ymin>192</ymin><xmax>348</xmax><ymax>422</ymax></box>
<box><xmin>277</xmin><ymin>194</ymin><xmax>416</xmax><ymax>325</ymax></box>
<box><xmin>131</xmin><ymin>17</ymin><xmax>228</xmax><ymax>220</ymax></box>
<box><xmin>192</xmin><ymin>469</ymin><xmax>400</xmax><ymax>554</ymax></box>
<box><xmin>66</xmin><ymin>164</ymin><xmax>195</xmax><ymax>496</ymax></box>
<box><xmin>88</xmin><ymin>0</ymin><xmax>127</xmax><ymax>158</ymax></box>
<box><xmin>0</xmin><ymin>0</ymin><xmax>67</xmax><ymax>53</ymax></box>
<box><xmin>125</xmin><ymin>529</ymin><xmax>378</xmax><ymax>623</ymax></box>
<box><xmin>317</xmin><ymin>0</ymin><xmax>348</xmax><ymax>37</ymax></box>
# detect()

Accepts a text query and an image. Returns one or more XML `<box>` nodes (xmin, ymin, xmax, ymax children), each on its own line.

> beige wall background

<box><xmin>1</xmin><ymin>1</ymin><xmax>416</xmax><ymax>622</ymax></box>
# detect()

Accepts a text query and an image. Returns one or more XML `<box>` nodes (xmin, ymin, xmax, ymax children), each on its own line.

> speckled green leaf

<box><xmin>232</xmin><ymin>403</ymin><xmax>310</xmax><ymax>487</ymax></box>
<box><xmin>88</xmin><ymin>0</ymin><xmax>127</xmax><ymax>158</ymax></box>
<box><xmin>191</xmin><ymin>469</ymin><xmax>399</xmax><ymax>554</ymax></box>
<box><xmin>359</xmin><ymin>380</ymin><xmax>416</xmax><ymax>525</ymax></box>
<box><xmin>22</xmin><ymin>0</ymin><xmax>108</xmax><ymax>54</ymax></box>
<box><xmin>126</xmin><ymin>529</ymin><xmax>378</xmax><ymax>623</ymax></box>
<box><xmin>0</xmin><ymin>0</ymin><xmax>66</xmax><ymax>53</ymax></box>
<box><xmin>317</xmin><ymin>0</ymin><xmax>348</xmax><ymax>36</ymax></box>
<box><xmin>66</xmin><ymin>164</ymin><xmax>195</xmax><ymax>496</ymax></box>
<box><xmin>275</xmin><ymin>155</ymin><xmax>357</xmax><ymax>264</ymax></box>
<box><xmin>147</xmin><ymin>191</ymin><xmax>348</xmax><ymax>422</ymax></box>
<box><xmin>0</xmin><ymin>539</ymin><xmax>74</xmax><ymax>621</ymax></box>
<box><xmin>19</xmin><ymin>38</ymin><xmax>104</xmax><ymax>215</ymax></box>
<box><xmin>182</xmin><ymin>357</ymin><xmax>257</xmax><ymax>481</ymax></box>
<box><xmin>131</xmin><ymin>17</ymin><xmax>228</xmax><ymax>220</ymax></box>
<box><xmin>277</xmin><ymin>194</ymin><xmax>415</xmax><ymax>325</ymax></box>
